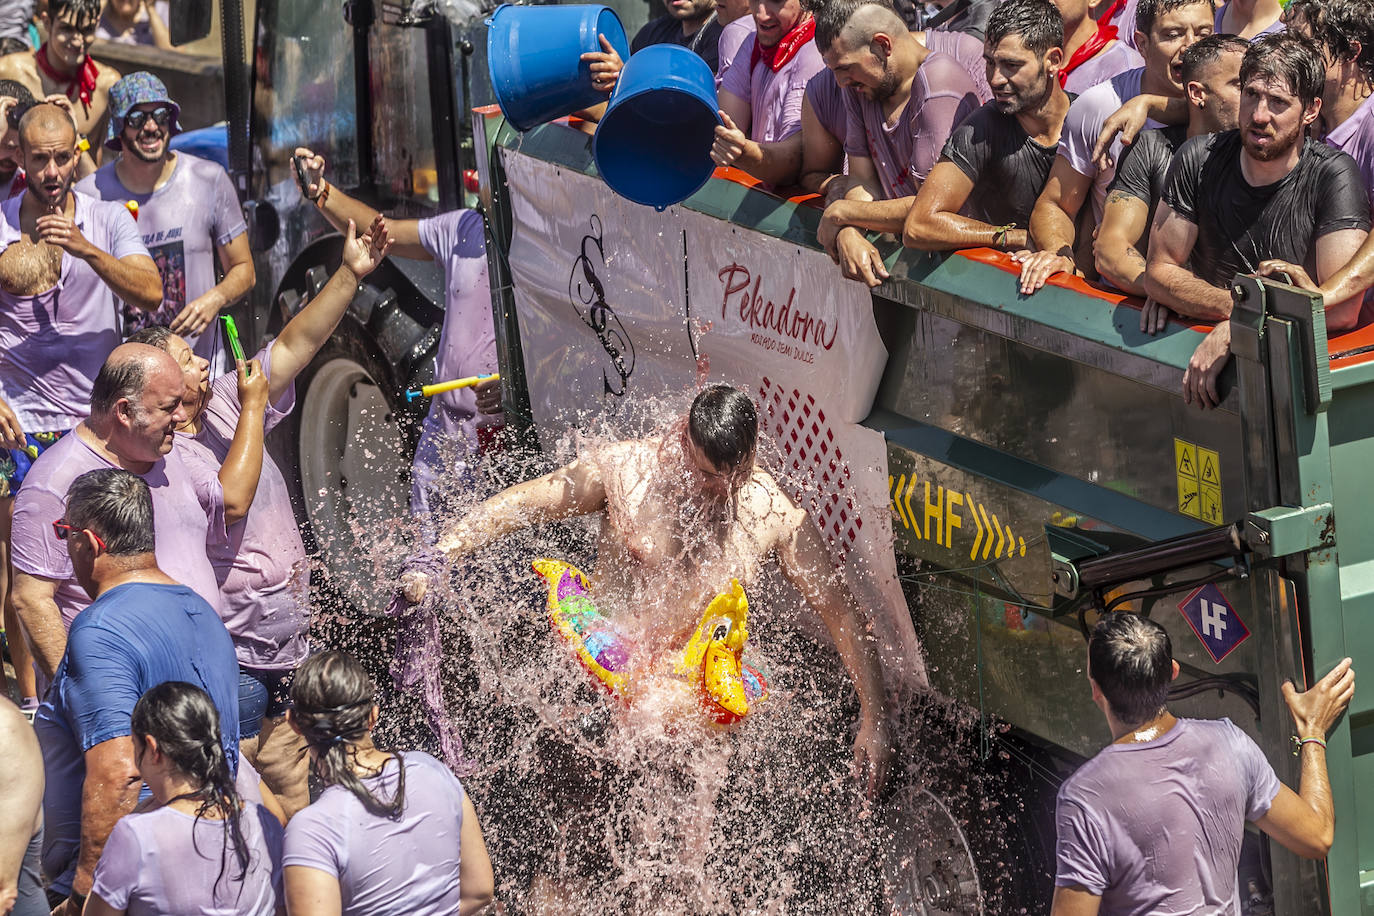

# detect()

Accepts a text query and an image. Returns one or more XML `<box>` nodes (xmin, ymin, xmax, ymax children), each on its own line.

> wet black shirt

<box><xmin>632</xmin><ymin>14</ymin><xmax>725</xmax><ymax>74</ymax></box>
<box><xmin>941</xmin><ymin>98</ymin><xmax>1073</xmax><ymax>229</ymax></box>
<box><xmin>1161</xmin><ymin>130</ymin><xmax>1372</xmax><ymax>287</ymax></box>
<box><xmin>1107</xmin><ymin>124</ymin><xmax>1188</xmax><ymax>230</ymax></box>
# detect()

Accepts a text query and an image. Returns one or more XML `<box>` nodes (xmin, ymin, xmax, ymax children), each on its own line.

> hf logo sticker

<box><xmin>1175</xmin><ymin>437</ymin><xmax>1222</xmax><ymax>523</ymax></box>
<box><xmin>1178</xmin><ymin>582</ymin><xmax>1250</xmax><ymax>663</ymax></box>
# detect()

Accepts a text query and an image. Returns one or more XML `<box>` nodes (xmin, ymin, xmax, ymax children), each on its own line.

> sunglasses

<box><xmin>52</xmin><ymin>520</ymin><xmax>107</xmax><ymax>551</ymax></box>
<box><xmin>124</xmin><ymin>107</ymin><xmax>173</xmax><ymax>131</ymax></box>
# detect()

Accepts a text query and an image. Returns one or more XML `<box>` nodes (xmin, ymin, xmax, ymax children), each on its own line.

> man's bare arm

<box><xmin>167</xmin><ymin>233</ymin><xmax>256</xmax><ymax>340</ymax></box>
<box><xmin>1259</xmin><ymin>230</ymin><xmax>1374</xmax><ymax>313</ymax></box>
<box><xmin>11</xmin><ymin>572</ymin><xmax>64</xmax><ymax>678</ymax></box>
<box><xmin>1144</xmin><ymin>204</ymin><xmax>1232</xmax><ymax>319</ymax></box>
<box><xmin>1091</xmin><ymin>95</ymin><xmax>1187</xmax><ymax>170</ymax></box>
<box><xmin>822</xmin><ymin>156</ymin><xmax>913</xmax><ymax>235</ymax></box>
<box><xmin>71</xmin><ymin>737</ymin><xmax>141</xmax><ymax>898</ymax></box>
<box><xmin>711</xmin><ymin>102</ymin><xmax>803</xmax><ymax>187</ymax></box>
<box><xmin>0</xmin><ymin>698</ymin><xmax>42</xmax><ymax>915</ymax></box>
<box><xmin>1051</xmin><ymin>885</ymin><xmax>1103</xmax><ymax>916</ymax></box>
<box><xmin>903</xmin><ymin>161</ymin><xmax>1029</xmax><ymax>252</ymax></box>
<box><xmin>1093</xmin><ymin>189</ymin><xmax>1150</xmax><ymax>297</ymax></box>
<box><xmin>798</xmin><ymin>95</ymin><xmax>844</xmax><ymax>195</ymax></box>
<box><xmin>1314</xmin><ymin>227</ymin><xmax>1369</xmax><ymax>333</ymax></box>
<box><xmin>86</xmin><ymin>253</ymin><xmax>162</xmax><ymax>313</ymax></box>
<box><xmin>1018</xmin><ymin>158</ymin><xmax>1091</xmax><ymax>294</ymax></box>
<box><xmin>293</xmin><ymin>148</ymin><xmax>430</xmax><ymax>261</ymax></box>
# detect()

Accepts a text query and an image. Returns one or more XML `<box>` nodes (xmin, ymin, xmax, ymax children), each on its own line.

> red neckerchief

<box><xmin>1097</xmin><ymin>0</ymin><xmax>1130</xmax><ymax>27</ymax></box>
<box><xmin>1058</xmin><ymin>23</ymin><xmax>1118</xmax><ymax>87</ymax></box>
<box><xmin>751</xmin><ymin>15</ymin><xmax>815</xmax><ymax>73</ymax></box>
<box><xmin>35</xmin><ymin>44</ymin><xmax>98</xmax><ymax>108</ymax></box>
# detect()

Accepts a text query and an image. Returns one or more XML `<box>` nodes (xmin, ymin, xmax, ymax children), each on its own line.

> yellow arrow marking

<box><xmin>991</xmin><ymin>512</ymin><xmax>1004</xmax><ymax>557</ymax></box>
<box><xmin>904</xmin><ymin>474</ymin><xmax>919</xmax><ymax>538</ymax></box>
<box><xmin>891</xmin><ymin>475</ymin><xmax>911</xmax><ymax>531</ymax></box>
<box><xmin>1004</xmin><ymin>525</ymin><xmax>1014</xmax><ymax>558</ymax></box>
<box><xmin>979</xmin><ymin>503</ymin><xmax>994</xmax><ymax>560</ymax></box>
<box><xmin>966</xmin><ymin>492</ymin><xmax>984</xmax><ymax>559</ymax></box>
<box><xmin>1018</xmin><ymin>536</ymin><xmax>1026</xmax><ymax>557</ymax></box>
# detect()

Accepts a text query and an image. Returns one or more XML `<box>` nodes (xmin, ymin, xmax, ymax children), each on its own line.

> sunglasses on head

<box><xmin>124</xmin><ymin>107</ymin><xmax>173</xmax><ymax>131</ymax></box>
<box><xmin>52</xmin><ymin>519</ymin><xmax>107</xmax><ymax>551</ymax></box>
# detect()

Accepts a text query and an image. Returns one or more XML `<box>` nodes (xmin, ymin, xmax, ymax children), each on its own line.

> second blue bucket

<box><xmin>593</xmin><ymin>45</ymin><xmax>722</xmax><ymax>211</ymax></box>
<box><xmin>487</xmin><ymin>4</ymin><xmax>630</xmax><ymax>131</ymax></box>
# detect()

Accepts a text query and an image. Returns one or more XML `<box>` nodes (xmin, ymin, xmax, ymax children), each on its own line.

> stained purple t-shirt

<box><xmin>283</xmin><ymin>751</ymin><xmax>468</xmax><ymax>916</ymax></box>
<box><xmin>1326</xmin><ymin>93</ymin><xmax>1374</xmax><ymax>209</ymax></box>
<box><xmin>922</xmin><ymin>29</ymin><xmax>993</xmax><ymax>104</ymax></box>
<box><xmin>0</xmin><ymin>190</ymin><xmax>149</xmax><ymax>431</ymax></box>
<box><xmin>76</xmin><ymin>153</ymin><xmax>247</xmax><ymax>372</ymax></box>
<box><xmin>10</xmin><ymin>431</ymin><xmax>227</xmax><ymax>628</ymax></box>
<box><xmin>715</xmin><ymin>17</ymin><xmax>755</xmax><ymax>90</ymax></box>
<box><xmin>185</xmin><ymin>342</ymin><xmax>307</xmax><ymax>670</ymax></box>
<box><xmin>91</xmin><ymin>802</ymin><xmax>283</xmax><ymax>915</ymax></box>
<box><xmin>842</xmin><ymin>50</ymin><xmax>980</xmax><ymax>199</ymax></box>
<box><xmin>718</xmin><ymin>29</ymin><xmax>826</xmax><ymax>143</ymax></box>
<box><xmin>805</xmin><ymin>70</ymin><xmax>848</xmax><ymax>143</ymax></box>
<box><xmin>1214</xmin><ymin>3</ymin><xmax>1284</xmax><ymax>38</ymax></box>
<box><xmin>1055</xmin><ymin>718</ymin><xmax>1281</xmax><ymax>914</ymax></box>
<box><xmin>1063</xmin><ymin>39</ymin><xmax>1144</xmax><ymax>95</ymax></box>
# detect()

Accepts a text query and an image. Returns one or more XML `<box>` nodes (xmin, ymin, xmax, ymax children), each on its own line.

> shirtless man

<box><xmin>0</xmin><ymin>0</ymin><xmax>119</xmax><ymax>172</ymax></box>
<box><xmin>403</xmin><ymin>385</ymin><xmax>892</xmax><ymax>795</ymax></box>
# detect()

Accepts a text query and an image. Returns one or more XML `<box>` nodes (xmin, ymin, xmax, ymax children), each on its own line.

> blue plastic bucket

<box><xmin>487</xmin><ymin>4</ymin><xmax>630</xmax><ymax>131</ymax></box>
<box><xmin>593</xmin><ymin>44</ymin><xmax>722</xmax><ymax>210</ymax></box>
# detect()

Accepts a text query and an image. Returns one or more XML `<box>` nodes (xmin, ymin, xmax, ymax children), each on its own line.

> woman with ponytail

<box><xmin>283</xmin><ymin>650</ymin><xmax>494</xmax><ymax>915</ymax></box>
<box><xmin>86</xmin><ymin>682</ymin><xmax>285</xmax><ymax>915</ymax></box>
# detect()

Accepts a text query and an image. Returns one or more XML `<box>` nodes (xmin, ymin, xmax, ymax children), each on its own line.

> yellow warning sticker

<box><xmin>1175</xmin><ymin>437</ymin><xmax>1222</xmax><ymax>521</ymax></box>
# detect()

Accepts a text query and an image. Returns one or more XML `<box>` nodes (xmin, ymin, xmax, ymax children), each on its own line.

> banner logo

<box><xmin>568</xmin><ymin>216</ymin><xmax>635</xmax><ymax>396</ymax></box>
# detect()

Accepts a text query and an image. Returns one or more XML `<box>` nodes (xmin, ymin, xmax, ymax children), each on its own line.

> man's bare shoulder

<box><xmin>94</xmin><ymin>60</ymin><xmax>121</xmax><ymax>85</ymax></box>
<box><xmin>0</xmin><ymin>697</ymin><xmax>37</xmax><ymax>750</ymax></box>
<box><xmin>742</xmin><ymin>468</ymin><xmax>807</xmax><ymax>527</ymax></box>
<box><xmin>0</xmin><ymin>52</ymin><xmax>40</xmax><ymax>91</ymax></box>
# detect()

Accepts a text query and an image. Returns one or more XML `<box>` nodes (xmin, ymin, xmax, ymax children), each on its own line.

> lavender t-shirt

<box><xmin>0</xmin><ymin>191</ymin><xmax>149</xmax><ymax>431</ymax></box>
<box><xmin>1327</xmin><ymin>93</ymin><xmax>1374</xmax><ymax>209</ymax></box>
<box><xmin>185</xmin><ymin>342</ymin><xmax>307</xmax><ymax>670</ymax></box>
<box><xmin>805</xmin><ymin>70</ymin><xmax>848</xmax><ymax>143</ymax></box>
<box><xmin>1059</xmin><ymin>68</ymin><xmax>1162</xmax><ymax>225</ymax></box>
<box><xmin>843</xmin><ymin>51</ymin><xmax>980</xmax><ymax>199</ymax></box>
<box><xmin>715</xmin><ymin>17</ymin><xmax>756</xmax><ymax>90</ymax></box>
<box><xmin>10</xmin><ymin>431</ymin><xmax>227</xmax><ymax>627</ymax></box>
<box><xmin>1214</xmin><ymin>4</ymin><xmax>1284</xmax><ymax>38</ymax></box>
<box><xmin>718</xmin><ymin>31</ymin><xmax>826</xmax><ymax>143</ymax></box>
<box><xmin>1055</xmin><ymin>718</ymin><xmax>1281</xmax><ymax>914</ymax></box>
<box><xmin>91</xmin><ymin>802</ymin><xmax>283</xmax><ymax>915</ymax></box>
<box><xmin>283</xmin><ymin>752</ymin><xmax>468</xmax><ymax>916</ymax></box>
<box><xmin>1063</xmin><ymin>39</ymin><xmax>1144</xmax><ymax>95</ymax></box>
<box><xmin>923</xmin><ymin>30</ymin><xmax>993</xmax><ymax>104</ymax></box>
<box><xmin>76</xmin><ymin>153</ymin><xmax>247</xmax><ymax>372</ymax></box>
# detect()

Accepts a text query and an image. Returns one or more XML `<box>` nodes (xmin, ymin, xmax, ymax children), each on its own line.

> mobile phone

<box><xmin>220</xmin><ymin>314</ymin><xmax>247</xmax><ymax>367</ymax></box>
<box><xmin>292</xmin><ymin>155</ymin><xmax>312</xmax><ymax>199</ymax></box>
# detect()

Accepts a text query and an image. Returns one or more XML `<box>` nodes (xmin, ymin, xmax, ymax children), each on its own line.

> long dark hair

<box><xmin>290</xmin><ymin>650</ymin><xmax>406</xmax><ymax>819</ymax></box>
<box><xmin>130</xmin><ymin>682</ymin><xmax>249</xmax><ymax>894</ymax></box>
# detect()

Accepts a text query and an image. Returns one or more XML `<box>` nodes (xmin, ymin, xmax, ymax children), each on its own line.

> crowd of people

<box><xmin>0</xmin><ymin>0</ymin><xmax>1365</xmax><ymax>911</ymax></box>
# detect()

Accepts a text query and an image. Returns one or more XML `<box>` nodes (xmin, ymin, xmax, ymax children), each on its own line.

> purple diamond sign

<box><xmin>1178</xmin><ymin>583</ymin><xmax>1250</xmax><ymax>664</ymax></box>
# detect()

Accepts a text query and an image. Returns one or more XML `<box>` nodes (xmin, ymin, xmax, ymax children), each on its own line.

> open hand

<box><xmin>836</xmin><ymin>227</ymin><xmax>889</xmax><ymax>288</ymax></box>
<box><xmin>1139</xmin><ymin>297</ymin><xmax>1173</xmax><ymax>335</ymax></box>
<box><xmin>1257</xmin><ymin>259</ymin><xmax>1319</xmax><ymax>293</ymax></box>
<box><xmin>711</xmin><ymin>111</ymin><xmax>750</xmax><ymax>168</ymax></box>
<box><xmin>1182</xmin><ymin>321</ymin><xmax>1231</xmax><ymax>408</ymax></box>
<box><xmin>581</xmin><ymin>34</ymin><xmax>624</xmax><ymax>94</ymax></box>
<box><xmin>169</xmin><ymin>295</ymin><xmax>221</xmax><ymax>338</ymax></box>
<box><xmin>341</xmin><ymin>215</ymin><xmax>393</xmax><ymax>279</ymax></box>
<box><xmin>42</xmin><ymin>94</ymin><xmax>79</xmax><ymax>134</ymax></box>
<box><xmin>1092</xmin><ymin>96</ymin><xmax>1152</xmax><ymax>171</ymax></box>
<box><xmin>1284</xmin><ymin>658</ymin><xmax>1355</xmax><ymax>739</ymax></box>
<box><xmin>37</xmin><ymin>211</ymin><xmax>94</xmax><ymax>258</ymax></box>
<box><xmin>1012</xmin><ymin>249</ymin><xmax>1075</xmax><ymax>295</ymax></box>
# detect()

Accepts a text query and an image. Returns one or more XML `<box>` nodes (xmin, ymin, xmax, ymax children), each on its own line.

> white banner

<box><xmin>503</xmin><ymin>151</ymin><xmax>926</xmax><ymax>693</ymax></box>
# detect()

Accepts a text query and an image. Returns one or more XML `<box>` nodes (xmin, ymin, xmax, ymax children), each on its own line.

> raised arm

<box><xmin>269</xmin><ymin>216</ymin><xmax>393</xmax><ymax>402</ymax></box>
<box><xmin>293</xmin><ymin>148</ymin><xmax>429</xmax><ymax>261</ymax></box>
<box><xmin>38</xmin><ymin>207</ymin><xmax>162</xmax><ymax>310</ymax></box>
<box><xmin>777</xmin><ymin>513</ymin><xmax>889</xmax><ymax>798</ymax></box>
<box><xmin>1018</xmin><ymin>158</ymin><xmax>1091</xmax><ymax>294</ymax></box>
<box><xmin>217</xmin><ymin>359</ymin><xmax>269</xmax><ymax>526</ymax></box>
<box><xmin>1255</xmin><ymin>658</ymin><xmax>1355</xmax><ymax>859</ymax></box>
<box><xmin>903</xmin><ymin>160</ymin><xmax>1029</xmax><ymax>252</ymax></box>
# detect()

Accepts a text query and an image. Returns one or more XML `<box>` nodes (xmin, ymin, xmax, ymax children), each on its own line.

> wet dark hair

<box><xmin>985</xmin><ymin>0</ymin><xmax>1065</xmax><ymax>58</ymax></box>
<box><xmin>1240</xmin><ymin>32</ymin><xmax>1326</xmax><ymax>110</ymax></box>
<box><xmin>126</xmin><ymin>325</ymin><xmax>175</xmax><ymax>352</ymax></box>
<box><xmin>66</xmin><ymin>468</ymin><xmax>156</xmax><ymax>556</ymax></box>
<box><xmin>130</xmin><ymin>682</ymin><xmax>250</xmax><ymax>896</ymax></box>
<box><xmin>1088</xmin><ymin>613</ymin><xmax>1173</xmax><ymax>729</ymax></box>
<box><xmin>90</xmin><ymin>348</ymin><xmax>155</xmax><ymax>416</ymax></box>
<box><xmin>0</xmin><ymin>79</ymin><xmax>36</xmax><ymax>128</ymax></box>
<box><xmin>290</xmin><ymin>650</ymin><xmax>406</xmax><ymax>819</ymax></box>
<box><xmin>687</xmin><ymin>385</ymin><xmax>758</xmax><ymax>471</ymax></box>
<box><xmin>810</xmin><ymin>0</ymin><xmax>902</xmax><ymax>53</ymax></box>
<box><xmin>1285</xmin><ymin>0</ymin><xmax>1374</xmax><ymax>83</ymax></box>
<box><xmin>1181</xmin><ymin>33</ymin><xmax>1248</xmax><ymax>86</ymax></box>
<box><xmin>48</xmin><ymin>0</ymin><xmax>101</xmax><ymax>27</ymax></box>
<box><xmin>1134</xmin><ymin>0</ymin><xmax>1214</xmax><ymax>40</ymax></box>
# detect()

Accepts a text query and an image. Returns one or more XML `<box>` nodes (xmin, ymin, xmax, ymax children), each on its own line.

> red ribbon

<box><xmin>1058</xmin><ymin>23</ymin><xmax>1118</xmax><ymax>88</ymax></box>
<box><xmin>750</xmin><ymin>15</ymin><xmax>815</xmax><ymax>73</ymax></box>
<box><xmin>34</xmin><ymin>44</ymin><xmax>98</xmax><ymax>108</ymax></box>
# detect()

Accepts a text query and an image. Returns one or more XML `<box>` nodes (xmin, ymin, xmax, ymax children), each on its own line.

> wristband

<box><xmin>314</xmin><ymin>180</ymin><xmax>330</xmax><ymax>209</ymax></box>
<box><xmin>1291</xmin><ymin>735</ymin><xmax>1327</xmax><ymax>755</ymax></box>
<box><xmin>76</xmin><ymin>135</ymin><xmax>89</xmax><ymax>153</ymax></box>
<box><xmin>992</xmin><ymin>223</ymin><xmax>1015</xmax><ymax>247</ymax></box>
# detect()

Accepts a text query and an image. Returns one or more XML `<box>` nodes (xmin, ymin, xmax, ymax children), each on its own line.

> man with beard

<box><xmin>810</xmin><ymin>0</ymin><xmax>980</xmax><ymax>288</ymax></box>
<box><xmin>0</xmin><ymin>0</ymin><xmax>120</xmax><ymax>174</ymax></box>
<box><xmin>399</xmin><ymin>384</ymin><xmax>892</xmax><ymax>798</ymax></box>
<box><xmin>903</xmin><ymin>0</ymin><xmax>1073</xmax><ymax>252</ymax></box>
<box><xmin>76</xmin><ymin>73</ymin><xmax>255</xmax><ymax>372</ymax></box>
<box><xmin>1016</xmin><ymin>0</ymin><xmax>1215</xmax><ymax>295</ymax></box>
<box><xmin>1146</xmin><ymin>34</ymin><xmax>1371</xmax><ymax>408</ymax></box>
<box><xmin>632</xmin><ymin>0</ymin><xmax>725</xmax><ymax>73</ymax></box>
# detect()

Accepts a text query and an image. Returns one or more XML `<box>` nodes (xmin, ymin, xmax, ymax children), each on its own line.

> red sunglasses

<box><xmin>52</xmin><ymin>520</ymin><xmax>107</xmax><ymax>552</ymax></box>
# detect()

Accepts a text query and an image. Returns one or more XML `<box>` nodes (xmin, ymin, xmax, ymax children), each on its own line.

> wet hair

<box><xmin>1088</xmin><ymin>613</ymin><xmax>1173</xmax><ymax>729</ymax></box>
<box><xmin>810</xmin><ymin>0</ymin><xmax>904</xmax><ymax>53</ymax></box>
<box><xmin>1133</xmin><ymin>0</ymin><xmax>1214</xmax><ymax>39</ymax></box>
<box><xmin>1181</xmin><ymin>33</ymin><xmax>1248</xmax><ymax>86</ymax></box>
<box><xmin>985</xmin><ymin>0</ymin><xmax>1065</xmax><ymax>58</ymax></box>
<box><xmin>687</xmin><ymin>385</ymin><xmax>758</xmax><ymax>471</ymax></box>
<box><xmin>1285</xmin><ymin>0</ymin><xmax>1374</xmax><ymax>83</ymax></box>
<box><xmin>0</xmin><ymin>79</ymin><xmax>36</xmax><ymax>127</ymax></box>
<box><xmin>48</xmin><ymin>0</ymin><xmax>101</xmax><ymax>27</ymax></box>
<box><xmin>65</xmin><ymin>468</ymin><xmax>156</xmax><ymax>556</ymax></box>
<box><xmin>290</xmin><ymin>650</ymin><xmax>406</xmax><ymax>819</ymax></box>
<box><xmin>1239</xmin><ymin>32</ymin><xmax>1326</xmax><ymax>110</ymax></box>
<box><xmin>126</xmin><ymin>325</ymin><xmax>175</xmax><ymax>352</ymax></box>
<box><xmin>89</xmin><ymin>349</ymin><xmax>152</xmax><ymax>416</ymax></box>
<box><xmin>130</xmin><ymin>682</ymin><xmax>249</xmax><ymax>896</ymax></box>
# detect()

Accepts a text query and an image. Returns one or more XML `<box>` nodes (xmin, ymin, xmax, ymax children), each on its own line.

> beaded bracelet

<box><xmin>992</xmin><ymin>223</ymin><xmax>1015</xmax><ymax>247</ymax></box>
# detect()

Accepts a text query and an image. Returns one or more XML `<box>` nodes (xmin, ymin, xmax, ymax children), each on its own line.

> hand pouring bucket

<box><xmin>593</xmin><ymin>44</ymin><xmax>722</xmax><ymax>210</ymax></box>
<box><xmin>486</xmin><ymin>4</ymin><xmax>630</xmax><ymax>131</ymax></box>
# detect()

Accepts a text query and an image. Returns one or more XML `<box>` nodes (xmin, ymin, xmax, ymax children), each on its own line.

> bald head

<box><xmin>90</xmin><ymin>343</ymin><xmax>180</xmax><ymax>417</ymax></box>
<box><xmin>18</xmin><ymin>103</ymin><xmax>75</xmax><ymax>150</ymax></box>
